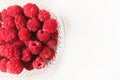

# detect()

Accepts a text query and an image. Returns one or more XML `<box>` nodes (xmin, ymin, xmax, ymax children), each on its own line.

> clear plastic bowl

<box><xmin>0</xmin><ymin>0</ymin><xmax>66</xmax><ymax>80</ymax></box>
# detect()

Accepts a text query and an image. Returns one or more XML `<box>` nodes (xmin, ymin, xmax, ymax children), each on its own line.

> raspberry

<box><xmin>0</xmin><ymin>45</ymin><xmax>21</xmax><ymax>60</ymax></box>
<box><xmin>48</xmin><ymin>49</ymin><xmax>55</xmax><ymax>60</ymax></box>
<box><xmin>38</xmin><ymin>9</ymin><xmax>51</xmax><ymax>22</ymax></box>
<box><xmin>3</xmin><ymin>17</ymin><xmax>16</xmax><ymax>29</ymax></box>
<box><xmin>23</xmin><ymin>3</ymin><xmax>39</xmax><ymax>18</ymax></box>
<box><xmin>28</xmin><ymin>41</ymin><xmax>42</xmax><ymax>55</ymax></box>
<box><xmin>32</xmin><ymin>57</ymin><xmax>46</xmax><ymax>69</ymax></box>
<box><xmin>1</xmin><ymin>9</ymin><xmax>9</xmax><ymax>19</ymax></box>
<box><xmin>47</xmin><ymin>39</ymin><xmax>57</xmax><ymax>49</ymax></box>
<box><xmin>37</xmin><ymin>29</ymin><xmax>50</xmax><ymax>41</ymax></box>
<box><xmin>18</xmin><ymin>28</ymin><xmax>31</xmax><ymax>41</ymax></box>
<box><xmin>27</xmin><ymin>18</ymin><xmax>41</xmax><ymax>32</ymax></box>
<box><xmin>0</xmin><ymin>28</ymin><xmax>18</xmax><ymax>44</ymax></box>
<box><xmin>7</xmin><ymin>60</ymin><xmax>23</xmax><ymax>74</ymax></box>
<box><xmin>43</xmin><ymin>18</ymin><xmax>58</xmax><ymax>33</ymax></box>
<box><xmin>39</xmin><ymin>47</ymin><xmax>51</xmax><ymax>59</ymax></box>
<box><xmin>13</xmin><ymin>40</ymin><xmax>25</xmax><ymax>49</ymax></box>
<box><xmin>51</xmin><ymin>30</ymin><xmax>58</xmax><ymax>40</ymax></box>
<box><xmin>0</xmin><ymin>58</ymin><xmax>8</xmax><ymax>72</ymax></box>
<box><xmin>24</xmin><ymin>62</ymin><xmax>33</xmax><ymax>70</ymax></box>
<box><xmin>22</xmin><ymin>48</ymin><xmax>32</xmax><ymax>62</ymax></box>
<box><xmin>15</xmin><ymin>15</ymin><xmax>26</xmax><ymax>30</ymax></box>
<box><xmin>7</xmin><ymin>5</ymin><xmax>23</xmax><ymax>17</ymax></box>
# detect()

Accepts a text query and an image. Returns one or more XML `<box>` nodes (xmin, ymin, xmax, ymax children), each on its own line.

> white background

<box><xmin>1</xmin><ymin>0</ymin><xmax>120</xmax><ymax>80</ymax></box>
<box><xmin>48</xmin><ymin>0</ymin><xmax>120</xmax><ymax>80</ymax></box>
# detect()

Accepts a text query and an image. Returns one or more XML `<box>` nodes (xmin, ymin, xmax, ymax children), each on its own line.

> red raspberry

<box><xmin>47</xmin><ymin>39</ymin><xmax>57</xmax><ymax>49</ymax></box>
<box><xmin>28</xmin><ymin>41</ymin><xmax>42</xmax><ymax>55</ymax></box>
<box><xmin>0</xmin><ymin>45</ymin><xmax>21</xmax><ymax>60</ymax></box>
<box><xmin>23</xmin><ymin>3</ymin><xmax>39</xmax><ymax>18</ymax></box>
<box><xmin>39</xmin><ymin>47</ymin><xmax>51</xmax><ymax>59</ymax></box>
<box><xmin>1</xmin><ymin>9</ymin><xmax>9</xmax><ymax>19</ymax></box>
<box><xmin>7</xmin><ymin>5</ymin><xmax>23</xmax><ymax>17</ymax></box>
<box><xmin>48</xmin><ymin>49</ymin><xmax>55</xmax><ymax>60</ymax></box>
<box><xmin>13</xmin><ymin>40</ymin><xmax>25</xmax><ymax>49</ymax></box>
<box><xmin>43</xmin><ymin>18</ymin><xmax>58</xmax><ymax>33</ymax></box>
<box><xmin>0</xmin><ymin>28</ymin><xmax>18</xmax><ymax>44</ymax></box>
<box><xmin>24</xmin><ymin>62</ymin><xmax>33</xmax><ymax>70</ymax></box>
<box><xmin>38</xmin><ymin>9</ymin><xmax>51</xmax><ymax>22</ymax></box>
<box><xmin>51</xmin><ymin>30</ymin><xmax>58</xmax><ymax>40</ymax></box>
<box><xmin>27</xmin><ymin>18</ymin><xmax>41</xmax><ymax>32</ymax></box>
<box><xmin>15</xmin><ymin>15</ymin><xmax>26</xmax><ymax>30</ymax></box>
<box><xmin>32</xmin><ymin>57</ymin><xmax>46</xmax><ymax>69</ymax></box>
<box><xmin>0</xmin><ymin>58</ymin><xmax>8</xmax><ymax>72</ymax></box>
<box><xmin>22</xmin><ymin>48</ymin><xmax>32</xmax><ymax>62</ymax></box>
<box><xmin>37</xmin><ymin>29</ymin><xmax>50</xmax><ymax>41</ymax></box>
<box><xmin>7</xmin><ymin>60</ymin><xmax>23</xmax><ymax>74</ymax></box>
<box><xmin>3</xmin><ymin>17</ymin><xmax>16</xmax><ymax>29</ymax></box>
<box><xmin>18</xmin><ymin>28</ymin><xmax>31</xmax><ymax>41</ymax></box>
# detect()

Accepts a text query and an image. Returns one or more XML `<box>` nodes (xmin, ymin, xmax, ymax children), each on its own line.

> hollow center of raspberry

<box><xmin>32</xmin><ymin>43</ymin><xmax>37</xmax><ymax>46</ymax></box>
<box><xmin>38</xmin><ymin>63</ymin><xmax>42</xmax><ymax>67</ymax></box>
<box><xmin>40</xmin><ymin>31</ymin><xmax>44</xmax><ymax>34</ymax></box>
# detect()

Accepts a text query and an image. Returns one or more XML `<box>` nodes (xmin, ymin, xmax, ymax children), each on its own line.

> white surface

<box><xmin>1</xmin><ymin>0</ymin><xmax>120</xmax><ymax>80</ymax></box>
<box><xmin>49</xmin><ymin>0</ymin><xmax>120</xmax><ymax>80</ymax></box>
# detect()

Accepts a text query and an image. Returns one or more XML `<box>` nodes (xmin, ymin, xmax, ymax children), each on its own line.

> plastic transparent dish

<box><xmin>0</xmin><ymin>0</ymin><xmax>67</xmax><ymax>80</ymax></box>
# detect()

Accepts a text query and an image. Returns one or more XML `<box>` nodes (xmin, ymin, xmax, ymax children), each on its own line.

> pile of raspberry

<box><xmin>0</xmin><ymin>3</ymin><xmax>58</xmax><ymax>74</ymax></box>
